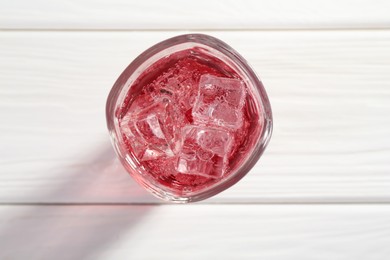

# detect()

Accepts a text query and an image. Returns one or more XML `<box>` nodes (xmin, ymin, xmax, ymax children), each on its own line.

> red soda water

<box><xmin>117</xmin><ymin>48</ymin><xmax>261</xmax><ymax>196</ymax></box>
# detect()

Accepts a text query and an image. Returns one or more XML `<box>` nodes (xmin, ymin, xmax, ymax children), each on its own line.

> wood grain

<box><xmin>0</xmin><ymin>205</ymin><xmax>389</xmax><ymax>259</ymax></box>
<box><xmin>1</xmin><ymin>1</ymin><xmax>389</xmax><ymax>258</ymax></box>
<box><xmin>1</xmin><ymin>30</ymin><xmax>390</xmax><ymax>203</ymax></box>
<box><xmin>1</xmin><ymin>0</ymin><xmax>390</xmax><ymax>30</ymax></box>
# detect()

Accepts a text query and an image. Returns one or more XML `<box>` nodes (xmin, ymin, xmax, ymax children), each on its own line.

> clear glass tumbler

<box><xmin>106</xmin><ymin>34</ymin><xmax>273</xmax><ymax>202</ymax></box>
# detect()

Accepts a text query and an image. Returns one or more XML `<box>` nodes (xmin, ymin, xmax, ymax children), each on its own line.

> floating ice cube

<box><xmin>176</xmin><ymin>125</ymin><xmax>233</xmax><ymax>178</ymax></box>
<box><xmin>192</xmin><ymin>74</ymin><xmax>246</xmax><ymax>129</ymax></box>
<box><xmin>120</xmin><ymin>98</ymin><xmax>181</xmax><ymax>161</ymax></box>
<box><xmin>150</xmin><ymin>72</ymin><xmax>197</xmax><ymax>111</ymax></box>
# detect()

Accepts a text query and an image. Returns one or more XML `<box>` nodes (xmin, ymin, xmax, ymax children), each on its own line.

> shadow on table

<box><xmin>0</xmin><ymin>143</ymin><xmax>156</xmax><ymax>259</ymax></box>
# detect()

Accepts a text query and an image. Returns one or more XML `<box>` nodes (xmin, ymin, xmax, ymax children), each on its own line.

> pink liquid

<box><xmin>118</xmin><ymin>49</ymin><xmax>261</xmax><ymax>195</ymax></box>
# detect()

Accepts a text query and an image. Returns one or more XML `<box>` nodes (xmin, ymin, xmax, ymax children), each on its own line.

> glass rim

<box><xmin>106</xmin><ymin>33</ymin><xmax>273</xmax><ymax>202</ymax></box>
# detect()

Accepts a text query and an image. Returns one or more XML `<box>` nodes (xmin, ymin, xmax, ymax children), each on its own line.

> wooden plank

<box><xmin>0</xmin><ymin>31</ymin><xmax>390</xmax><ymax>203</ymax></box>
<box><xmin>0</xmin><ymin>205</ymin><xmax>389</xmax><ymax>259</ymax></box>
<box><xmin>1</xmin><ymin>0</ymin><xmax>390</xmax><ymax>30</ymax></box>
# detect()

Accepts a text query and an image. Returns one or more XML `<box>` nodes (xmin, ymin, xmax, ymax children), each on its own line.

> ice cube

<box><xmin>176</xmin><ymin>125</ymin><xmax>233</xmax><ymax>178</ymax></box>
<box><xmin>192</xmin><ymin>74</ymin><xmax>246</xmax><ymax>129</ymax></box>
<box><xmin>120</xmin><ymin>98</ymin><xmax>181</xmax><ymax>161</ymax></box>
<box><xmin>150</xmin><ymin>72</ymin><xmax>197</xmax><ymax>111</ymax></box>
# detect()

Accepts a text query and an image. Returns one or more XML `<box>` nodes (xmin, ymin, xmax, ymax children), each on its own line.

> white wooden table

<box><xmin>1</xmin><ymin>1</ymin><xmax>390</xmax><ymax>259</ymax></box>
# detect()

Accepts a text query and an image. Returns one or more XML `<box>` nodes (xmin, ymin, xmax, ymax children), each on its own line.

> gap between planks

<box><xmin>1</xmin><ymin>28</ymin><xmax>390</xmax><ymax>32</ymax></box>
<box><xmin>1</xmin><ymin>201</ymin><xmax>390</xmax><ymax>206</ymax></box>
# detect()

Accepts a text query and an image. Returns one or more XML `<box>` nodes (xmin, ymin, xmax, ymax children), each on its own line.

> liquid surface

<box><xmin>118</xmin><ymin>49</ymin><xmax>260</xmax><ymax>195</ymax></box>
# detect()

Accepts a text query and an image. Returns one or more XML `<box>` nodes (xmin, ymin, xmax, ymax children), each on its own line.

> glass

<box><xmin>106</xmin><ymin>34</ymin><xmax>273</xmax><ymax>203</ymax></box>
